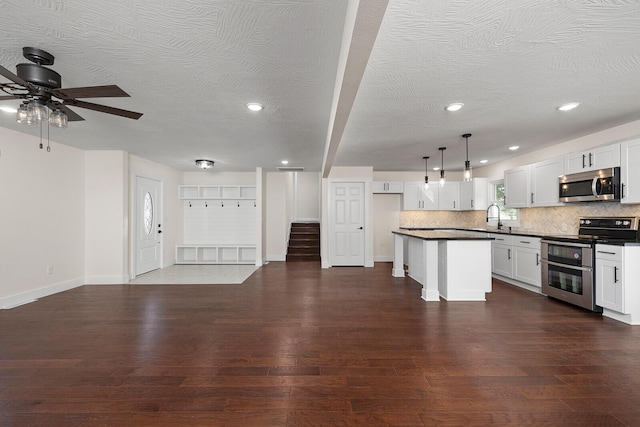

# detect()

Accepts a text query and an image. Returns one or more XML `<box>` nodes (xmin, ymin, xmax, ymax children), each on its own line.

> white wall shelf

<box><xmin>176</xmin><ymin>245</ymin><xmax>256</xmax><ymax>264</ymax></box>
<box><xmin>179</xmin><ymin>185</ymin><xmax>256</xmax><ymax>200</ymax></box>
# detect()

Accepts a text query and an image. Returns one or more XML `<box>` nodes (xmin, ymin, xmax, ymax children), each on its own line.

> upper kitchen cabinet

<box><xmin>460</xmin><ymin>178</ymin><xmax>488</xmax><ymax>211</ymax></box>
<box><xmin>504</xmin><ymin>165</ymin><xmax>530</xmax><ymax>208</ymax></box>
<box><xmin>372</xmin><ymin>181</ymin><xmax>404</xmax><ymax>194</ymax></box>
<box><xmin>530</xmin><ymin>157</ymin><xmax>564</xmax><ymax>207</ymax></box>
<box><xmin>564</xmin><ymin>142</ymin><xmax>620</xmax><ymax>174</ymax></box>
<box><xmin>621</xmin><ymin>137</ymin><xmax>640</xmax><ymax>204</ymax></box>
<box><xmin>438</xmin><ymin>181</ymin><xmax>461</xmax><ymax>211</ymax></box>
<box><xmin>403</xmin><ymin>181</ymin><xmax>438</xmax><ymax>210</ymax></box>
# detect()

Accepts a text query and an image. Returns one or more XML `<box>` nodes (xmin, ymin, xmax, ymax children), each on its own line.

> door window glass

<box><xmin>143</xmin><ymin>192</ymin><xmax>153</xmax><ymax>235</ymax></box>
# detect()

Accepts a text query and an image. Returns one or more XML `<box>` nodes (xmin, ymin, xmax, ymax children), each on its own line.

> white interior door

<box><xmin>136</xmin><ymin>176</ymin><xmax>162</xmax><ymax>275</ymax></box>
<box><xmin>331</xmin><ymin>182</ymin><xmax>365</xmax><ymax>266</ymax></box>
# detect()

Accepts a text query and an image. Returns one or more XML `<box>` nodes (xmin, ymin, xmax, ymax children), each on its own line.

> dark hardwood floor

<box><xmin>2</xmin><ymin>262</ymin><xmax>640</xmax><ymax>426</ymax></box>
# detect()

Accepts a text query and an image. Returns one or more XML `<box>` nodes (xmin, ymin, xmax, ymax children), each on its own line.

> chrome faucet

<box><xmin>486</xmin><ymin>202</ymin><xmax>503</xmax><ymax>230</ymax></box>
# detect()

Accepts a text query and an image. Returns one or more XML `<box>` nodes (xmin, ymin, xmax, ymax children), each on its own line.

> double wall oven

<box><xmin>541</xmin><ymin>217</ymin><xmax>639</xmax><ymax>312</ymax></box>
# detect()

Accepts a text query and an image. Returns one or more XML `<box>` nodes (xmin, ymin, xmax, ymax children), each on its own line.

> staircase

<box><xmin>286</xmin><ymin>222</ymin><xmax>320</xmax><ymax>262</ymax></box>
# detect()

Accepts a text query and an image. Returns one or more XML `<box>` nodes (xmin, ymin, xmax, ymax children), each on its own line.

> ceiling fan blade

<box><xmin>52</xmin><ymin>84</ymin><xmax>130</xmax><ymax>100</ymax></box>
<box><xmin>64</xmin><ymin>99</ymin><xmax>143</xmax><ymax>120</ymax></box>
<box><xmin>56</xmin><ymin>104</ymin><xmax>85</xmax><ymax>122</ymax></box>
<box><xmin>0</xmin><ymin>64</ymin><xmax>30</xmax><ymax>87</ymax></box>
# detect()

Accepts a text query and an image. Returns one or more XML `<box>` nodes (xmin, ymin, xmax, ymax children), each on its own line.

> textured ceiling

<box><xmin>1</xmin><ymin>0</ymin><xmax>640</xmax><ymax>173</ymax></box>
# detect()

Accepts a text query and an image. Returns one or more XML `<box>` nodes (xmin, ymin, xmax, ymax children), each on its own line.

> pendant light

<box><xmin>438</xmin><ymin>147</ymin><xmax>446</xmax><ymax>187</ymax></box>
<box><xmin>462</xmin><ymin>133</ymin><xmax>472</xmax><ymax>181</ymax></box>
<box><xmin>423</xmin><ymin>156</ymin><xmax>430</xmax><ymax>189</ymax></box>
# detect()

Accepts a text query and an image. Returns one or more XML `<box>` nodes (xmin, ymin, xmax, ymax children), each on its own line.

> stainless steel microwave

<box><xmin>559</xmin><ymin>167</ymin><xmax>620</xmax><ymax>202</ymax></box>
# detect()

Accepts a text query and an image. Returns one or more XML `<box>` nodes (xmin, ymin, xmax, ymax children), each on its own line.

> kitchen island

<box><xmin>392</xmin><ymin>229</ymin><xmax>494</xmax><ymax>301</ymax></box>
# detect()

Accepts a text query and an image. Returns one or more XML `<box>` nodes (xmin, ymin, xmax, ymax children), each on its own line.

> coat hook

<box><xmin>221</xmin><ymin>201</ymin><xmax>224</xmax><ymax>207</ymax></box>
<box><xmin>254</xmin><ymin>201</ymin><xmax>256</xmax><ymax>207</ymax></box>
<box><xmin>237</xmin><ymin>201</ymin><xmax>240</xmax><ymax>207</ymax></box>
<box><xmin>189</xmin><ymin>201</ymin><xmax>192</xmax><ymax>207</ymax></box>
<box><xmin>205</xmin><ymin>201</ymin><xmax>208</xmax><ymax>207</ymax></box>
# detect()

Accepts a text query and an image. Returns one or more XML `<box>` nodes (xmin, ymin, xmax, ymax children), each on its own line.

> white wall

<box><xmin>0</xmin><ymin>128</ymin><xmax>85</xmax><ymax>308</ymax></box>
<box><xmin>129</xmin><ymin>154</ymin><xmax>183</xmax><ymax>273</ymax></box>
<box><xmin>476</xmin><ymin>118</ymin><xmax>640</xmax><ymax>180</ymax></box>
<box><xmin>84</xmin><ymin>151</ymin><xmax>129</xmax><ymax>284</ymax></box>
<box><xmin>295</xmin><ymin>172</ymin><xmax>321</xmax><ymax>221</ymax></box>
<box><xmin>183</xmin><ymin>171</ymin><xmax>256</xmax><ymax>185</ymax></box>
<box><xmin>266</xmin><ymin>172</ymin><xmax>288</xmax><ymax>261</ymax></box>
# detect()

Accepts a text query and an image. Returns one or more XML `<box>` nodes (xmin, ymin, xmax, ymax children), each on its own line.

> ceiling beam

<box><xmin>321</xmin><ymin>0</ymin><xmax>388</xmax><ymax>178</ymax></box>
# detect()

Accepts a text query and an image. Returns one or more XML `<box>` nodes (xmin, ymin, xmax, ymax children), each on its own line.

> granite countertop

<box><xmin>392</xmin><ymin>229</ymin><xmax>494</xmax><ymax>241</ymax></box>
<box><xmin>399</xmin><ymin>227</ymin><xmax>640</xmax><ymax>245</ymax></box>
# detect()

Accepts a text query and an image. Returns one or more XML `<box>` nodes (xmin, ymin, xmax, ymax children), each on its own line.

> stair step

<box><xmin>286</xmin><ymin>253</ymin><xmax>321</xmax><ymax>262</ymax></box>
<box><xmin>287</xmin><ymin>246</ymin><xmax>320</xmax><ymax>255</ymax></box>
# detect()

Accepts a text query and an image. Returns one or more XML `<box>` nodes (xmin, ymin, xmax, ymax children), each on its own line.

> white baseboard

<box><xmin>84</xmin><ymin>275</ymin><xmax>130</xmax><ymax>285</ymax></box>
<box><xmin>0</xmin><ymin>278</ymin><xmax>84</xmax><ymax>310</ymax></box>
<box><xmin>374</xmin><ymin>256</ymin><xmax>393</xmax><ymax>262</ymax></box>
<box><xmin>267</xmin><ymin>255</ymin><xmax>286</xmax><ymax>262</ymax></box>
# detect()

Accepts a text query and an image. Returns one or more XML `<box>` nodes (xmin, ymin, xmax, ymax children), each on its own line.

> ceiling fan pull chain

<box><xmin>47</xmin><ymin>119</ymin><xmax>51</xmax><ymax>152</ymax></box>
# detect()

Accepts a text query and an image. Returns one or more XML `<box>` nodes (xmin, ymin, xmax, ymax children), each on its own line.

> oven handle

<box><xmin>541</xmin><ymin>259</ymin><xmax>592</xmax><ymax>272</ymax></box>
<box><xmin>541</xmin><ymin>239</ymin><xmax>592</xmax><ymax>248</ymax></box>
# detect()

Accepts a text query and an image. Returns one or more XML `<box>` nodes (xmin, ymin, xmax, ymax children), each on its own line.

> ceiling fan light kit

<box><xmin>1</xmin><ymin>47</ymin><xmax>143</xmax><ymax>149</ymax></box>
<box><xmin>462</xmin><ymin>133</ymin><xmax>472</xmax><ymax>181</ymax></box>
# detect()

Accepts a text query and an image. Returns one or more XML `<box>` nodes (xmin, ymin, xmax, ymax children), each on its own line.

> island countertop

<box><xmin>392</xmin><ymin>229</ymin><xmax>495</xmax><ymax>241</ymax></box>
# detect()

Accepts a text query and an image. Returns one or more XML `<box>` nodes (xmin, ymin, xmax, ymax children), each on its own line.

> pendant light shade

<box><xmin>423</xmin><ymin>156</ymin><xmax>430</xmax><ymax>189</ymax></box>
<box><xmin>462</xmin><ymin>133</ymin><xmax>472</xmax><ymax>182</ymax></box>
<box><xmin>438</xmin><ymin>147</ymin><xmax>446</xmax><ymax>187</ymax></box>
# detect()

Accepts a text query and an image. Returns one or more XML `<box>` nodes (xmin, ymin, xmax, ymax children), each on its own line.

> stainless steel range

<box><xmin>541</xmin><ymin>217</ymin><xmax>639</xmax><ymax>312</ymax></box>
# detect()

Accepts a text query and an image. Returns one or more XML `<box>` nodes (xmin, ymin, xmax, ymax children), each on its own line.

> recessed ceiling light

<box><xmin>509</xmin><ymin>146</ymin><xmax>519</xmax><ymax>151</ymax></box>
<box><xmin>433</xmin><ymin>167</ymin><xmax>440</xmax><ymax>171</ymax></box>
<box><xmin>445</xmin><ymin>103</ymin><xmax>464</xmax><ymax>112</ymax></box>
<box><xmin>0</xmin><ymin>106</ymin><xmax>18</xmax><ymax>113</ymax></box>
<box><xmin>246</xmin><ymin>102</ymin><xmax>263</xmax><ymax>111</ymax></box>
<box><xmin>558</xmin><ymin>102</ymin><xmax>580</xmax><ymax>111</ymax></box>
<box><xmin>479</xmin><ymin>159</ymin><xmax>488</xmax><ymax>164</ymax></box>
<box><xmin>281</xmin><ymin>160</ymin><xmax>289</xmax><ymax>165</ymax></box>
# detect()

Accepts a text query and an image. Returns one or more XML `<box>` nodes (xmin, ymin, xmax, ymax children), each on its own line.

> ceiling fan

<box><xmin>0</xmin><ymin>47</ymin><xmax>143</xmax><ymax>125</ymax></box>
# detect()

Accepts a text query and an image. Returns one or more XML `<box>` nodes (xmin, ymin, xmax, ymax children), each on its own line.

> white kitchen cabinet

<box><xmin>595</xmin><ymin>245</ymin><xmax>624</xmax><ymax>313</ymax></box>
<box><xmin>530</xmin><ymin>157</ymin><xmax>564</xmax><ymax>207</ymax></box>
<box><xmin>564</xmin><ymin>143</ymin><xmax>620</xmax><ymax>174</ymax></box>
<box><xmin>373</xmin><ymin>181</ymin><xmax>404</xmax><ymax>194</ymax></box>
<box><xmin>403</xmin><ymin>181</ymin><xmax>438</xmax><ymax>210</ymax></box>
<box><xmin>512</xmin><ymin>237</ymin><xmax>541</xmax><ymax>287</ymax></box>
<box><xmin>438</xmin><ymin>181</ymin><xmax>460</xmax><ymax>211</ymax></box>
<box><xmin>491</xmin><ymin>234</ymin><xmax>513</xmax><ymax>278</ymax></box>
<box><xmin>504</xmin><ymin>165</ymin><xmax>531</xmax><ymax>208</ymax></box>
<box><xmin>460</xmin><ymin>178</ymin><xmax>488</xmax><ymax>211</ymax></box>
<box><xmin>621</xmin><ymin>137</ymin><xmax>640</xmax><ymax>204</ymax></box>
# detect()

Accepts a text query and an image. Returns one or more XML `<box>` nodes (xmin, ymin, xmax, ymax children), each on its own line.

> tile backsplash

<box><xmin>400</xmin><ymin>203</ymin><xmax>640</xmax><ymax>235</ymax></box>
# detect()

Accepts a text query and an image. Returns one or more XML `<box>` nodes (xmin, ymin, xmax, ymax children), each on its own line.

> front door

<box><xmin>135</xmin><ymin>176</ymin><xmax>162</xmax><ymax>275</ymax></box>
<box><xmin>330</xmin><ymin>182</ymin><xmax>365</xmax><ymax>266</ymax></box>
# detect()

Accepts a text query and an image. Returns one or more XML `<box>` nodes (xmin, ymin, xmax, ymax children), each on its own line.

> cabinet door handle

<box><xmin>614</xmin><ymin>266</ymin><xmax>618</xmax><ymax>283</ymax></box>
<box><xmin>453</xmin><ymin>201</ymin><xmax>456</xmax><ymax>209</ymax></box>
<box><xmin>508</xmin><ymin>249</ymin><xmax>511</xmax><ymax>260</ymax></box>
<box><xmin>589</xmin><ymin>152</ymin><xmax>593</xmax><ymax>167</ymax></box>
<box><xmin>597</xmin><ymin>250</ymin><xmax>616</xmax><ymax>255</ymax></box>
<box><xmin>531</xmin><ymin>192</ymin><xmax>534</xmax><ymax>204</ymax></box>
<box><xmin>471</xmin><ymin>199</ymin><xmax>474</xmax><ymax>208</ymax></box>
<box><xmin>622</xmin><ymin>183</ymin><xmax>625</xmax><ymax>199</ymax></box>
<box><xmin>536</xmin><ymin>253</ymin><xmax>540</xmax><ymax>266</ymax></box>
<box><xmin>519</xmin><ymin>241</ymin><xmax>531</xmax><ymax>244</ymax></box>
<box><xmin>582</xmin><ymin>154</ymin><xmax>586</xmax><ymax>168</ymax></box>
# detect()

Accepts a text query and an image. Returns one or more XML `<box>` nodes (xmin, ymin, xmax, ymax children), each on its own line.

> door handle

<box><xmin>357</xmin><ymin>226</ymin><xmax>363</xmax><ymax>230</ymax></box>
<box><xmin>614</xmin><ymin>266</ymin><xmax>618</xmax><ymax>283</ymax></box>
<box><xmin>157</xmin><ymin>230</ymin><xmax>162</xmax><ymax>234</ymax></box>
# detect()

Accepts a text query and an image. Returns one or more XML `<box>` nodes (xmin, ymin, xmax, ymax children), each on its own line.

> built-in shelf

<box><xmin>176</xmin><ymin>245</ymin><xmax>256</xmax><ymax>264</ymax></box>
<box><xmin>179</xmin><ymin>185</ymin><xmax>256</xmax><ymax>200</ymax></box>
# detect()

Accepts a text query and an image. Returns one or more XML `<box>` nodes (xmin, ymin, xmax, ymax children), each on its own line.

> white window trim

<box><xmin>487</xmin><ymin>179</ymin><xmax>520</xmax><ymax>228</ymax></box>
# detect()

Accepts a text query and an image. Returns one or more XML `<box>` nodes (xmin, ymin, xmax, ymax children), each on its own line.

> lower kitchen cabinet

<box><xmin>595</xmin><ymin>245</ymin><xmax>625</xmax><ymax>313</ymax></box>
<box><xmin>491</xmin><ymin>235</ymin><xmax>513</xmax><ymax>277</ymax></box>
<box><xmin>490</xmin><ymin>234</ymin><xmax>541</xmax><ymax>291</ymax></box>
<box><xmin>595</xmin><ymin>244</ymin><xmax>640</xmax><ymax>325</ymax></box>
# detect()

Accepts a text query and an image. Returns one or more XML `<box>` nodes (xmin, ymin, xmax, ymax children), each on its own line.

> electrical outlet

<box><xmin>47</xmin><ymin>265</ymin><xmax>53</xmax><ymax>275</ymax></box>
